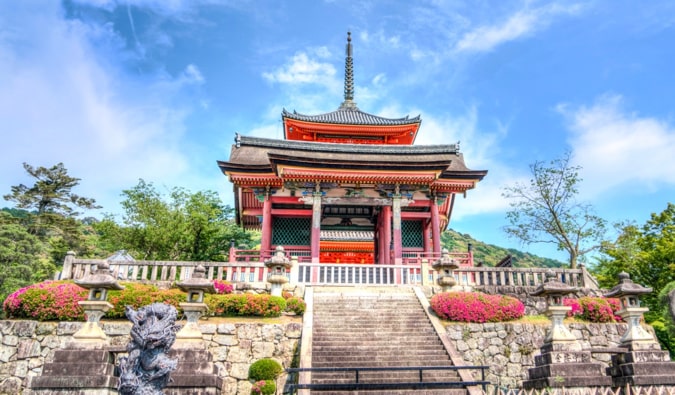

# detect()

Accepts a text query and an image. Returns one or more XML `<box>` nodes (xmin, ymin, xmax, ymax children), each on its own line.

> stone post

<box><xmin>73</xmin><ymin>261</ymin><xmax>125</xmax><ymax>343</ymax></box>
<box><xmin>289</xmin><ymin>256</ymin><xmax>299</xmax><ymax>285</ymax></box>
<box><xmin>176</xmin><ymin>264</ymin><xmax>215</xmax><ymax>343</ymax></box>
<box><xmin>420</xmin><ymin>259</ymin><xmax>430</xmax><ymax>286</ymax></box>
<box><xmin>61</xmin><ymin>251</ymin><xmax>76</xmax><ymax>280</ymax></box>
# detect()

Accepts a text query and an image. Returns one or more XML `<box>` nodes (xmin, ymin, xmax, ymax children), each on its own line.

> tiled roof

<box><xmin>282</xmin><ymin>108</ymin><xmax>420</xmax><ymax>126</ymax></box>
<box><xmin>320</xmin><ymin>230</ymin><xmax>375</xmax><ymax>241</ymax></box>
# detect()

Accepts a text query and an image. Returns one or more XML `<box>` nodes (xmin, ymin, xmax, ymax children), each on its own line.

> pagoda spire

<box><xmin>339</xmin><ymin>31</ymin><xmax>358</xmax><ymax>110</ymax></box>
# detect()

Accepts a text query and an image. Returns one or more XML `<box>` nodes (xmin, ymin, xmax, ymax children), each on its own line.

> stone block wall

<box><xmin>444</xmin><ymin>322</ymin><xmax>628</xmax><ymax>388</ymax></box>
<box><xmin>0</xmin><ymin>320</ymin><xmax>302</xmax><ymax>395</ymax></box>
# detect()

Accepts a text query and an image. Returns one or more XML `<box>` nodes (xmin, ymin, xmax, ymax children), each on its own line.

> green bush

<box><xmin>284</xmin><ymin>297</ymin><xmax>306</xmax><ymax>315</ymax></box>
<box><xmin>250</xmin><ymin>379</ymin><xmax>276</xmax><ymax>395</ymax></box>
<box><xmin>248</xmin><ymin>358</ymin><xmax>283</xmax><ymax>381</ymax></box>
<box><xmin>105</xmin><ymin>283</ymin><xmax>159</xmax><ymax>318</ymax></box>
<box><xmin>206</xmin><ymin>294</ymin><xmax>286</xmax><ymax>317</ymax></box>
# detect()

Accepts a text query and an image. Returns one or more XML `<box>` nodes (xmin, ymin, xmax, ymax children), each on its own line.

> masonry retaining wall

<box><xmin>444</xmin><ymin>322</ymin><xmax>629</xmax><ymax>388</ymax></box>
<box><xmin>0</xmin><ymin>319</ymin><xmax>302</xmax><ymax>395</ymax></box>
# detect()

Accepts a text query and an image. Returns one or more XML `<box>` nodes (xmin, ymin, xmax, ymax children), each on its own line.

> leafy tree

<box><xmin>594</xmin><ymin>203</ymin><xmax>675</xmax><ymax>355</ymax></box>
<box><xmin>95</xmin><ymin>180</ymin><xmax>251</xmax><ymax>261</ymax></box>
<box><xmin>502</xmin><ymin>152</ymin><xmax>606</xmax><ymax>268</ymax></box>
<box><xmin>3</xmin><ymin>163</ymin><xmax>101</xmax><ymax>259</ymax></box>
<box><xmin>0</xmin><ymin>213</ymin><xmax>56</xmax><ymax>305</ymax></box>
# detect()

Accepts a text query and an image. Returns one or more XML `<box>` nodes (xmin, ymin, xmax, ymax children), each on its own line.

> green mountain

<box><xmin>442</xmin><ymin>229</ymin><xmax>566</xmax><ymax>268</ymax></box>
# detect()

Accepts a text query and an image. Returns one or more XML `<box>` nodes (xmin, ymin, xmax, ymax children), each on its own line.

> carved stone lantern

<box><xmin>74</xmin><ymin>260</ymin><xmax>125</xmax><ymax>342</ymax></box>
<box><xmin>531</xmin><ymin>270</ymin><xmax>580</xmax><ymax>350</ymax></box>
<box><xmin>176</xmin><ymin>264</ymin><xmax>215</xmax><ymax>342</ymax></box>
<box><xmin>265</xmin><ymin>246</ymin><xmax>292</xmax><ymax>297</ymax></box>
<box><xmin>604</xmin><ymin>271</ymin><xmax>656</xmax><ymax>350</ymax></box>
<box><xmin>432</xmin><ymin>248</ymin><xmax>460</xmax><ymax>292</ymax></box>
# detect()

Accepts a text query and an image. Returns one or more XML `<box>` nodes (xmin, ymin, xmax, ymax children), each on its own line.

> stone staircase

<box><xmin>309</xmin><ymin>286</ymin><xmax>468</xmax><ymax>395</ymax></box>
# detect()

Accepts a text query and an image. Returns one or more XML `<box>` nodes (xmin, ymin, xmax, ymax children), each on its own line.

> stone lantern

<box><xmin>531</xmin><ymin>270</ymin><xmax>579</xmax><ymax>350</ymax></box>
<box><xmin>604</xmin><ymin>272</ymin><xmax>656</xmax><ymax>350</ymax></box>
<box><xmin>432</xmin><ymin>248</ymin><xmax>460</xmax><ymax>292</ymax></box>
<box><xmin>523</xmin><ymin>270</ymin><xmax>613</xmax><ymax>389</ymax></box>
<box><xmin>74</xmin><ymin>261</ymin><xmax>125</xmax><ymax>342</ymax></box>
<box><xmin>265</xmin><ymin>246</ymin><xmax>292</xmax><ymax>297</ymax></box>
<box><xmin>176</xmin><ymin>264</ymin><xmax>215</xmax><ymax>342</ymax></box>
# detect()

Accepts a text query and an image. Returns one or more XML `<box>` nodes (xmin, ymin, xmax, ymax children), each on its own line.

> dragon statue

<box><xmin>118</xmin><ymin>303</ymin><xmax>180</xmax><ymax>395</ymax></box>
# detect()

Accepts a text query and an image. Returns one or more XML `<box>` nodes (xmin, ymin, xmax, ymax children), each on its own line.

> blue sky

<box><xmin>1</xmin><ymin>1</ymin><xmax>674</xmax><ymax>263</ymax></box>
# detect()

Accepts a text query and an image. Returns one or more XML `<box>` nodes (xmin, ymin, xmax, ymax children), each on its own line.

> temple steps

<box><xmin>308</xmin><ymin>287</ymin><xmax>467</xmax><ymax>395</ymax></box>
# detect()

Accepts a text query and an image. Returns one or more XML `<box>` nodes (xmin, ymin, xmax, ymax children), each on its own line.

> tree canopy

<box><xmin>94</xmin><ymin>179</ymin><xmax>252</xmax><ymax>261</ymax></box>
<box><xmin>502</xmin><ymin>152</ymin><xmax>606</xmax><ymax>268</ymax></box>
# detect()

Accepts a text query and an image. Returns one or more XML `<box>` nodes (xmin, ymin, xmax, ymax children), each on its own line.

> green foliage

<box><xmin>502</xmin><ymin>151</ymin><xmax>606</xmax><ymax>268</ymax></box>
<box><xmin>284</xmin><ymin>297</ymin><xmax>306</xmax><ymax>315</ymax></box>
<box><xmin>3</xmin><ymin>281</ymin><xmax>87</xmax><ymax>321</ymax></box>
<box><xmin>442</xmin><ymin>229</ymin><xmax>565</xmax><ymax>268</ymax></box>
<box><xmin>95</xmin><ymin>179</ymin><xmax>252</xmax><ymax>261</ymax></box>
<box><xmin>205</xmin><ymin>294</ymin><xmax>286</xmax><ymax>317</ymax></box>
<box><xmin>105</xmin><ymin>283</ymin><xmax>186</xmax><ymax>319</ymax></box>
<box><xmin>248</xmin><ymin>358</ymin><xmax>283</xmax><ymax>381</ymax></box>
<box><xmin>0</xmin><ymin>217</ymin><xmax>57</xmax><ymax>305</ymax></box>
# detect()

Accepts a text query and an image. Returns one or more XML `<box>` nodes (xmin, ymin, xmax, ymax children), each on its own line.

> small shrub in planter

<box><xmin>206</xmin><ymin>294</ymin><xmax>286</xmax><ymax>317</ymax></box>
<box><xmin>430</xmin><ymin>291</ymin><xmax>525</xmax><ymax>323</ymax></box>
<box><xmin>284</xmin><ymin>297</ymin><xmax>306</xmax><ymax>315</ymax></box>
<box><xmin>248</xmin><ymin>358</ymin><xmax>283</xmax><ymax>381</ymax></box>
<box><xmin>250</xmin><ymin>379</ymin><xmax>276</xmax><ymax>395</ymax></box>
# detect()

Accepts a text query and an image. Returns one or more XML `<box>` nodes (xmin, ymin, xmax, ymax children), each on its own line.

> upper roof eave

<box><xmin>282</xmin><ymin>108</ymin><xmax>421</xmax><ymax>127</ymax></box>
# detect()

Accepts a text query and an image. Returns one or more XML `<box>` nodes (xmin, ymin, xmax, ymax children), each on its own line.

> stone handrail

<box><xmin>60</xmin><ymin>252</ymin><xmax>598</xmax><ymax>290</ymax></box>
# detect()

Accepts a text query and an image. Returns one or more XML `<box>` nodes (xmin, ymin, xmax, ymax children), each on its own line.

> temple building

<box><xmin>218</xmin><ymin>33</ymin><xmax>487</xmax><ymax>265</ymax></box>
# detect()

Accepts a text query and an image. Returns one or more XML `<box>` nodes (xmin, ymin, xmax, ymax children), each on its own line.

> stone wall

<box><xmin>0</xmin><ymin>319</ymin><xmax>302</xmax><ymax>395</ymax></box>
<box><xmin>444</xmin><ymin>322</ymin><xmax>628</xmax><ymax>388</ymax></box>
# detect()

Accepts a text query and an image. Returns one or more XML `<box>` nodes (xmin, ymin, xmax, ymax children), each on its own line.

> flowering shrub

<box><xmin>563</xmin><ymin>298</ymin><xmax>582</xmax><ymax>317</ymax></box>
<box><xmin>430</xmin><ymin>292</ymin><xmax>525</xmax><ymax>323</ymax></box>
<box><xmin>250</xmin><ymin>380</ymin><xmax>275</xmax><ymax>395</ymax></box>
<box><xmin>213</xmin><ymin>280</ymin><xmax>234</xmax><ymax>294</ymax></box>
<box><xmin>564</xmin><ymin>297</ymin><xmax>622</xmax><ymax>323</ymax></box>
<box><xmin>3</xmin><ymin>281</ymin><xmax>87</xmax><ymax>321</ymax></box>
<box><xmin>206</xmin><ymin>294</ymin><xmax>286</xmax><ymax>317</ymax></box>
<box><xmin>284</xmin><ymin>297</ymin><xmax>306</xmax><ymax>316</ymax></box>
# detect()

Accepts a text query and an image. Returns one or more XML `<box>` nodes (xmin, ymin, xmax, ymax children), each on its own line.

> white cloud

<box><xmin>455</xmin><ymin>3</ymin><xmax>583</xmax><ymax>53</ymax></box>
<box><xmin>560</xmin><ymin>94</ymin><xmax>675</xmax><ymax>197</ymax></box>
<box><xmin>0</xmin><ymin>2</ymin><xmax>204</xmax><ymax>214</ymax></box>
<box><xmin>262</xmin><ymin>51</ymin><xmax>337</xmax><ymax>85</ymax></box>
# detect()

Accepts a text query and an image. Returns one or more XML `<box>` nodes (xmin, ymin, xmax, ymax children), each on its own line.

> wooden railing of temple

<box><xmin>59</xmin><ymin>251</ymin><xmax>599</xmax><ymax>290</ymax></box>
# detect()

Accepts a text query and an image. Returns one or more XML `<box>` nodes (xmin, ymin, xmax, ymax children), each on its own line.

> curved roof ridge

<box><xmin>282</xmin><ymin>107</ymin><xmax>421</xmax><ymax>126</ymax></box>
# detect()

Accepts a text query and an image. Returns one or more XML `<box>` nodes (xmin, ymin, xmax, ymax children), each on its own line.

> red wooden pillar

<box><xmin>423</xmin><ymin>219</ymin><xmax>431</xmax><ymax>254</ymax></box>
<box><xmin>392</xmin><ymin>194</ymin><xmax>402</xmax><ymax>265</ymax></box>
<box><xmin>261</xmin><ymin>196</ymin><xmax>272</xmax><ymax>253</ymax></box>
<box><xmin>382</xmin><ymin>206</ymin><xmax>392</xmax><ymax>265</ymax></box>
<box><xmin>430</xmin><ymin>197</ymin><xmax>441</xmax><ymax>255</ymax></box>
<box><xmin>311</xmin><ymin>190</ymin><xmax>322</xmax><ymax>263</ymax></box>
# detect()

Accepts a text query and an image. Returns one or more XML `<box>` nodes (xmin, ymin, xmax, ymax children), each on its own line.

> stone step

<box><xmin>309</xmin><ymin>389</ymin><xmax>467</xmax><ymax>395</ymax></box>
<box><xmin>311</xmin><ymin>372</ymin><xmax>461</xmax><ymax>383</ymax></box>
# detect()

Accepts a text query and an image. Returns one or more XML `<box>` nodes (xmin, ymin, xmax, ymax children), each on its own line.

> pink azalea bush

<box><xmin>430</xmin><ymin>292</ymin><xmax>525</xmax><ymax>323</ymax></box>
<box><xmin>284</xmin><ymin>297</ymin><xmax>306</xmax><ymax>315</ymax></box>
<box><xmin>564</xmin><ymin>296</ymin><xmax>622</xmax><ymax>323</ymax></box>
<box><xmin>213</xmin><ymin>280</ymin><xmax>234</xmax><ymax>294</ymax></box>
<box><xmin>3</xmin><ymin>281</ymin><xmax>87</xmax><ymax>321</ymax></box>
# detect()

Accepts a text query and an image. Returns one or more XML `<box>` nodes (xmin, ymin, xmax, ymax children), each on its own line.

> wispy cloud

<box><xmin>559</xmin><ymin>94</ymin><xmax>675</xmax><ymax>197</ymax></box>
<box><xmin>0</xmin><ymin>2</ymin><xmax>206</xmax><ymax>213</ymax></box>
<box><xmin>455</xmin><ymin>3</ymin><xmax>584</xmax><ymax>53</ymax></box>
